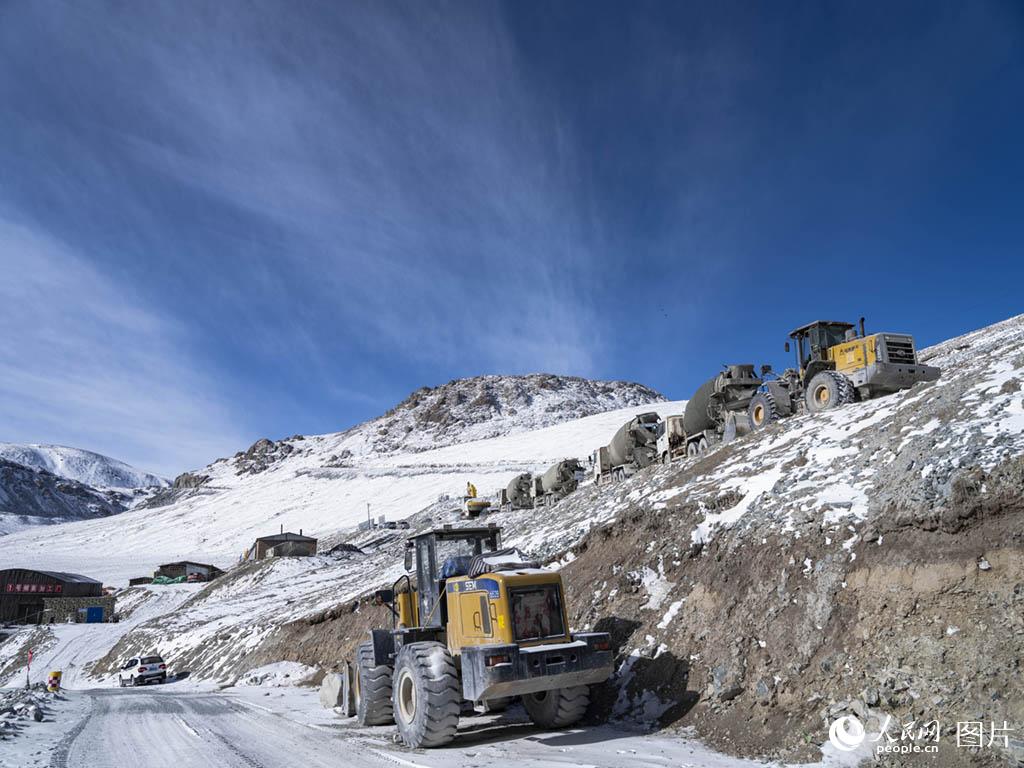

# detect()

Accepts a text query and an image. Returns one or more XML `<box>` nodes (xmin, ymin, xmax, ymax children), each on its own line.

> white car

<box><xmin>118</xmin><ymin>654</ymin><xmax>168</xmax><ymax>686</ymax></box>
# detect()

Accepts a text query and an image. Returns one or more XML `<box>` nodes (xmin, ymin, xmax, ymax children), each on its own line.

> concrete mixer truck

<box><xmin>497</xmin><ymin>472</ymin><xmax>534</xmax><ymax>513</ymax></box>
<box><xmin>531</xmin><ymin>459</ymin><xmax>586</xmax><ymax>507</ymax></box>
<box><xmin>591</xmin><ymin>412</ymin><xmax>660</xmax><ymax>483</ymax></box>
<box><xmin>681</xmin><ymin>364</ymin><xmax>764</xmax><ymax>457</ymax></box>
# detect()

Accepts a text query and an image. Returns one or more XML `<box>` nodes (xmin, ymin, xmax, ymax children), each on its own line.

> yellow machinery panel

<box><xmin>457</xmin><ymin>590</ymin><xmax>496</xmax><ymax>643</ymax></box>
<box><xmin>444</xmin><ymin>571</ymin><xmax>571</xmax><ymax>654</ymax></box>
<box><xmin>827</xmin><ymin>333</ymin><xmax>880</xmax><ymax>375</ymax></box>
<box><xmin>446</xmin><ymin>576</ymin><xmax>511</xmax><ymax>652</ymax></box>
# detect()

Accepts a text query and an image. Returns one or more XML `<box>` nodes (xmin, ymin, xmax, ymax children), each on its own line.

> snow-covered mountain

<box><xmin>0</xmin><ymin>443</ymin><xmax>168</xmax><ymax>490</ymax></box>
<box><xmin>0</xmin><ymin>376</ymin><xmax>656</xmax><ymax>540</ymax></box>
<box><xmin>1</xmin><ymin>374</ymin><xmax>666</xmax><ymax>572</ymax></box>
<box><xmin>367</xmin><ymin>374</ymin><xmax>664</xmax><ymax>454</ymax></box>
<box><xmin>0</xmin><ymin>444</ymin><xmax>169</xmax><ymax>535</ymax></box>
<box><xmin>0</xmin><ymin>459</ymin><xmax>127</xmax><ymax>536</ymax></box>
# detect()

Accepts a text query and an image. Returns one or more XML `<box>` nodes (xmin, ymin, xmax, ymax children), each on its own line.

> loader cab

<box><xmin>788</xmin><ymin>321</ymin><xmax>856</xmax><ymax>378</ymax></box>
<box><xmin>405</xmin><ymin>526</ymin><xmax>501</xmax><ymax>629</ymax></box>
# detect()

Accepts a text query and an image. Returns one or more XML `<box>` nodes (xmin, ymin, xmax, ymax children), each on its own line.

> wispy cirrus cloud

<box><xmin>106</xmin><ymin>1</ymin><xmax>604</xmax><ymax>375</ymax></box>
<box><xmin>0</xmin><ymin>217</ymin><xmax>247</xmax><ymax>476</ymax></box>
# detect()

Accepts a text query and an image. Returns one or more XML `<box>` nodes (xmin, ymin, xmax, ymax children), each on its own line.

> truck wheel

<box><xmin>805</xmin><ymin>371</ymin><xmax>854</xmax><ymax>414</ymax></box>
<box><xmin>392</xmin><ymin>642</ymin><xmax>460</xmax><ymax>748</ymax></box>
<box><xmin>748</xmin><ymin>392</ymin><xmax>780</xmax><ymax>429</ymax></box>
<box><xmin>686</xmin><ymin>441</ymin><xmax>698</xmax><ymax>458</ymax></box>
<box><xmin>697</xmin><ymin>437</ymin><xmax>709</xmax><ymax>455</ymax></box>
<box><xmin>356</xmin><ymin>642</ymin><xmax>394</xmax><ymax>726</ymax></box>
<box><xmin>523</xmin><ymin>686</ymin><xmax>590</xmax><ymax>728</ymax></box>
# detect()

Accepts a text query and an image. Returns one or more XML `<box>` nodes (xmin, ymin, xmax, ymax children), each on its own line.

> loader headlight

<box><xmin>485</xmin><ymin>654</ymin><xmax>511</xmax><ymax>667</ymax></box>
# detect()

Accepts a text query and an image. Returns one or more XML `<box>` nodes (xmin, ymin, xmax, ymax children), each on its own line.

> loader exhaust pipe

<box><xmin>859</xmin><ymin>316</ymin><xmax>866</xmax><ymax>338</ymax></box>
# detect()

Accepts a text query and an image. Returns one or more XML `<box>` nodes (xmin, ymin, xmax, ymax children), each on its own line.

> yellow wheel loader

<box><xmin>344</xmin><ymin>525</ymin><xmax>613</xmax><ymax>748</ymax></box>
<box><xmin>747</xmin><ymin>318</ymin><xmax>940</xmax><ymax>428</ymax></box>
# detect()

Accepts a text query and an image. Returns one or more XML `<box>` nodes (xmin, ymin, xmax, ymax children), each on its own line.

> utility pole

<box><xmin>367</xmin><ymin>502</ymin><xmax>372</xmax><ymax>530</ymax></box>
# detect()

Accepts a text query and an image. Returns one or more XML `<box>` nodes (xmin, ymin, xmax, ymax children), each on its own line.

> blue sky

<box><xmin>1</xmin><ymin>1</ymin><xmax>1021</xmax><ymax>476</ymax></box>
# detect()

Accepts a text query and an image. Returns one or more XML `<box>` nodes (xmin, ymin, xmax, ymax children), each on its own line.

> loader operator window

<box><xmin>807</xmin><ymin>325</ymin><xmax>851</xmax><ymax>358</ymax></box>
<box><xmin>434</xmin><ymin>535</ymin><xmax>497</xmax><ymax>580</ymax></box>
<box><xmin>510</xmin><ymin>585</ymin><xmax>566</xmax><ymax>642</ymax></box>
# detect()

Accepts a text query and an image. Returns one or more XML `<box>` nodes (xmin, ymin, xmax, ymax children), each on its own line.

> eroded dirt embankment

<box><xmin>560</xmin><ymin>454</ymin><xmax>1024</xmax><ymax>767</ymax></box>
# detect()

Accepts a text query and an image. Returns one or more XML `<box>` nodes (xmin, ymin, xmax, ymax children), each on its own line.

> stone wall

<box><xmin>40</xmin><ymin>595</ymin><xmax>116</xmax><ymax>623</ymax></box>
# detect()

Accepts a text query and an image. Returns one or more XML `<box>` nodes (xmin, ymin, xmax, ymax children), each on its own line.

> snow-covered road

<box><xmin>25</xmin><ymin>685</ymin><xmax>845</xmax><ymax>768</ymax></box>
<box><xmin>53</xmin><ymin>689</ymin><xmax>355</xmax><ymax>768</ymax></box>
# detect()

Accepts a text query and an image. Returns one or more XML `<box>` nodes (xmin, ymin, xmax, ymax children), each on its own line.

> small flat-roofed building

<box><xmin>154</xmin><ymin>561</ymin><xmax>224</xmax><ymax>582</ymax></box>
<box><xmin>246</xmin><ymin>530</ymin><xmax>317</xmax><ymax>560</ymax></box>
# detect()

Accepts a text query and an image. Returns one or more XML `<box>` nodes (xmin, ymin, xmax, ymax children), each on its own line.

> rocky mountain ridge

<box><xmin>369</xmin><ymin>374</ymin><xmax>664</xmax><ymax>454</ymax></box>
<box><xmin>0</xmin><ymin>445</ymin><xmax>167</xmax><ymax>536</ymax></box>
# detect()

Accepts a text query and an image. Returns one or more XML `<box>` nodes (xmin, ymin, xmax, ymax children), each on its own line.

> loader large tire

<box><xmin>392</xmin><ymin>642</ymin><xmax>460</xmax><ymax>748</ymax></box>
<box><xmin>748</xmin><ymin>391</ymin><xmax>780</xmax><ymax>429</ymax></box>
<box><xmin>523</xmin><ymin>685</ymin><xmax>590</xmax><ymax>728</ymax></box>
<box><xmin>356</xmin><ymin>642</ymin><xmax>394</xmax><ymax>726</ymax></box>
<box><xmin>805</xmin><ymin>371</ymin><xmax>855</xmax><ymax>414</ymax></box>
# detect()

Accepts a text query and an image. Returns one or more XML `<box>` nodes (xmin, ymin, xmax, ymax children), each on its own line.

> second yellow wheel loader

<box><xmin>747</xmin><ymin>318</ymin><xmax>940</xmax><ymax>428</ymax></box>
<box><xmin>344</xmin><ymin>525</ymin><xmax>613</xmax><ymax>748</ymax></box>
<box><xmin>677</xmin><ymin>318</ymin><xmax>941</xmax><ymax>456</ymax></box>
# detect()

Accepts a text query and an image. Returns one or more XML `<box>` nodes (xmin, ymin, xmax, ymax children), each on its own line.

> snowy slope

<box><xmin>0</xmin><ymin>584</ymin><xmax>197</xmax><ymax>689</ymax></box>
<box><xmin>0</xmin><ymin>399</ymin><xmax>683</xmax><ymax>583</ymax></box>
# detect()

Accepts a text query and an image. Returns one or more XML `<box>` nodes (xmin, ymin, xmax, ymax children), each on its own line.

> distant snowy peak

<box><xmin>0</xmin><ymin>443</ymin><xmax>168</xmax><ymax>490</ymax></box>
<box><xmin>368</xmin><ymin>374</ymin><xmax>665</xmax><ymax>454</ymax></box>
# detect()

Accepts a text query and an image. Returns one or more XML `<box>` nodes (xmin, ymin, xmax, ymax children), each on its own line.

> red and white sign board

<box><xmin>5</xmin><ymin>583</ymin><xmax>63</xmax><ymax>594</ymax></box>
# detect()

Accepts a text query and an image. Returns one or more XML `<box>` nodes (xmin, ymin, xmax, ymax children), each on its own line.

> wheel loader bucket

<box><xmin>723</xmin><ymin>411</ymin><xmax>752</xmax><ymax>443</ymax></box>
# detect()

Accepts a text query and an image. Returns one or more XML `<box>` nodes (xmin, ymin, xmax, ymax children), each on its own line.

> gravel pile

<box><xmin>0</xmin><ymin>685</ymin><xmax>53</xmax><ymax>742</ymax></box>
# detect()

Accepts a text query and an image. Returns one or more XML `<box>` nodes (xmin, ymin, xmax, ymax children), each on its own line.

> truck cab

<box><xmin>656</xmin><ymin>415</ymin><xmax>686</xmax><ymax>464</ymax></box>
